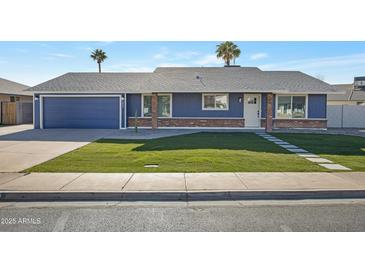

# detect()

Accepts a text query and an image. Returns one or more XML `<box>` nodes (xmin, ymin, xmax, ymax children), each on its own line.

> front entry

<box><xmin>244</xmin><ymin>94</ymin><xmax>261</xmax><ymax>127</ymax></box>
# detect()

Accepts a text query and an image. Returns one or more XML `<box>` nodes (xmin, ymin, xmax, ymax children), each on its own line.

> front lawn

<box><xmin>273</xmin><ymin>133</ymin><xmax>365</xmax><ymax>171</ymax></box>
<box><xmin>27</xmin><ymin>132</ymin><xmax>325</xmax><ymax>173</ymax></box>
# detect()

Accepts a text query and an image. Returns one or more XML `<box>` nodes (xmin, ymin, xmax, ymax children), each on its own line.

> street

<box><xmin>0</xmin><ymin>199</ymin><xmax>364</xmax><ymax>232</ymax></box>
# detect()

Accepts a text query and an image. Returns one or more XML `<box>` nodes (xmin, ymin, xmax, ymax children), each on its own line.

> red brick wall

<box><xmin>273</xmin><ymin>119</ymin><xmax>327</xmax><ymax>128</ymax></box>
<box><xmin>128</xmin><ymin>117</ymin><xmax>152</xmax><ymax>127</ymax></box>
<box><xmin>128</xmin><ymin>117</ymin><xmax>245</xmax><ymax>128</ymax></box>
<box><xmin>266</xmin><ymin>93</ymin><xmax>273</xmax><ymax>132</ymax></box>
<box><xmin>151</xmin><ymin>93</ymin><xmax>158</xmax><ymax>129</ymax></box>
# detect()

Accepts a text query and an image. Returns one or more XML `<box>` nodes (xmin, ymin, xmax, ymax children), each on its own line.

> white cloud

<box><xmin>260</xmin><ymin>53</ymin><xmax>365</xmax><ymax>71</ymax></box>
<box><xmin>15</xmin><ymin>48</ymin><xmax>28</xmax><ymax>53</ymax></box>
<box><xmin>250</xmin><ymin>52</ymin><xmax>268</xmax><ymax>60</ymax></box>
<box><xmin>79</xmin><ymin>46</ymin><xmax>94</xmax><ymax>52</ymax></box>
<box><xmin>174</xmin><ymin>51</ymin><xmax>199</xmax><ymax>60</ymax></box>
<box><xmin>158</xmin><ymin>63</ymin><xmax>186</xmax><ymax>67</ymax></box>
<box><xmin>152</xmin><ymin>47</ymin><xmax>169</xmax><ymax>60</ymax></box>
<box><xmin>194</xmin><ymin>54</ymin><xmax>222</xmax><ymax>66</ymax></box>
<box><xmin>103</xmin><ymin>63</ymin><xmax>154</xmax><ymax>72</ymax></box>
<box><xmin>49</xmin><ymin>53</ymin><xmax>74</xmax><ymax>58</ymax></box>
<box><xmin>153</xmin><ymin>53</ymin><xmax>166</xmax><ymax>60</ymax></box>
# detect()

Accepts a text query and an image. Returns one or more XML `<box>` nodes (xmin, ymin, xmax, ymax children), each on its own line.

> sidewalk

<box><xmin>1</xmin><ymin>172</ymin><xmax>365</xmax><ymax>201</ymax></box>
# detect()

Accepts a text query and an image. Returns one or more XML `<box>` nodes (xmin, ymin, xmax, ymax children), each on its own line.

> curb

<box><xmin>1</xmin><ymin>190</ymin><xmax>365</xmax><ymax>202</ymax></box>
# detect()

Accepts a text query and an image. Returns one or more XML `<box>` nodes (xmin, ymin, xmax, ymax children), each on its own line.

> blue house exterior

<box><xmin>28</xmin><ymin>67</ymin><xmax>336</xmax><ymax>131</ymax></box>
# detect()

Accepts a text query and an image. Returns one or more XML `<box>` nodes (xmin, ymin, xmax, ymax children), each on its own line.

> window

<box><xmin>143</xmin><ymin>95</ymin><xmax>152</xmax><ymax>117</ymax></box>
<box><xmin>142</xmin><ymin>94</ymin><xmax>171</xmax><ymax>117</ymax></box>
<box><xmin>202</xmin><ymin>94</ymin><xmax>229</xmax><ymax>110</ymax></box>
<box><xmin>158</xmin><ymin>95</ymin><xmax>171</xmax><ymax>117</ymax></box>
<box><xmin>10</xmin><ymin>96</ymin><xmax>20</xmax><ymax>102</ymax></box>
<box><xmin>277</xmin><ymin>95</ymin><xmax>306</xmax><ymax>119</ymax></box>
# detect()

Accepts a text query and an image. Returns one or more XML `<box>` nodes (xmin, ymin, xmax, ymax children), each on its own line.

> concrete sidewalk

<box><xmin>1</xmin><ymin>172</ymin><xmax>365</xmax><ymax>201</ymax></box>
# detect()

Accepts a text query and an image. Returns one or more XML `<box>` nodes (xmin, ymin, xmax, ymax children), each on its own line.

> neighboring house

<box><xmin>327</xmin><ymin>77</ymin><xmax>365</xmax><ymax>128</ymax></box>
<box><xmin>328</xmin><ymin>77</ymin><xmax>365</xmax><ymax>105</ymax></box>
<box><xmin>0</xmin><ymin>77</ymin><xmax>31</xmax><ymax>103</ymax></box>
<box><xmin>0</xmin><ymin>77</ymin><xmax>33</xmax><ymax>125</ymax></box>
<box><xmin>28</xmin><ymin>66</ymin><xmax>340</xmax><ymax>131</ymax></box>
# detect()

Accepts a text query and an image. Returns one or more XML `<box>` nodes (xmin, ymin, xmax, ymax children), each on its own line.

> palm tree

<box><xmin>216</xmin><ymin>41</ymin><xmax>241</xmax><ymax>66</ymax></box>
<box><xmin>90</xmin><ymin>49</ymin><xmax>107</xmax><ymax>73</ymax></box>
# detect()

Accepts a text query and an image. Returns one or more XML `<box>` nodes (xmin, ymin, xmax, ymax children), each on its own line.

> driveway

<box><xmin>0</xmin><ymin>125</ymin><xmax>115</xmax><ymax>172</ymax></box>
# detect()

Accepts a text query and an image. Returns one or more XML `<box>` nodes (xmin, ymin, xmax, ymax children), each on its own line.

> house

<box><xmin>328</xmin><ymin>77</ymin><xmax>365</xmax><ymax>105</ymax></box>
<box><xmin>0</xmin><ymin>77</ymin><xmax>32</xmax><ymax>125</ymax></box>
<box><xmin>0</xmin><ymin>77</ymin><xmax>31</xmax><ymax>102</ymax></box>
<box><xmin>27</xmin><ymin>66</ymin><xmax>340</xmax><ymax>131</ymax></box>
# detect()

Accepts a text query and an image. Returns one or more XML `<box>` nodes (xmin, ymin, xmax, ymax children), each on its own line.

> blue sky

<box><xmin>0</xmin><ymin>41</ymin><xmax>364</xmax><ymax>86</ymax></box>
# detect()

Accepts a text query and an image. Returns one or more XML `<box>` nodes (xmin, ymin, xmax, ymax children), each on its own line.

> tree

<box><xmin>90</xmin><ymin>49</ymin><xmax>107</xmax><ymax>73</ymax></box>
<box><xmin>216</xmin><ymin>41</ymin><xmax>241</xmax><ymax>66</ymax></box>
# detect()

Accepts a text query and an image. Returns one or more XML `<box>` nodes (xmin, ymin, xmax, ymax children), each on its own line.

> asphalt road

<box><xmin>0</xmin><ymin>199</ymin><xmax>365</xmax><ymax>232</ymax></box>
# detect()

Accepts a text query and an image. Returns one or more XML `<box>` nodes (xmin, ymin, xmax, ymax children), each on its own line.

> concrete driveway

<box><xmin>0</xmin><ymin>125</ymin><xmax>115</xmax><ymax>172</ymax></box>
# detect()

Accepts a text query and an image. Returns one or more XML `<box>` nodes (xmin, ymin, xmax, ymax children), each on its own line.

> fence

<box><xmin>1</xmin><ymin>101</ymin><xmax>33</xmax><ymax>125</ymax></box>
<box><xmin>327</xmin><ymin>105</ymin><xmax>365</xmax><ymax>128</ymax></box>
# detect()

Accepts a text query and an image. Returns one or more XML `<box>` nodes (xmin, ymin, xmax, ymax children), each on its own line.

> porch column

<box><xmin>151</xmin><ymin>93</ymin><xmax>158</xmax><ymax>129</ymax></box>
<box><xmin>266</xmin><ymin>93</ymin><xmax>273</xmax><ymax>132</ymax></box>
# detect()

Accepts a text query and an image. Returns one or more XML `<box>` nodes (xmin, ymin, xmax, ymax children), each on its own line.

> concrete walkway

<box><xmin>1</xmin><ymin>172</ymin><xmax>365</xmax><ymax>192</ymax></box>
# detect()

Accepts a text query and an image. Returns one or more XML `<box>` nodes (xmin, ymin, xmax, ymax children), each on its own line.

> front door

<box><xmin>244</xmin><ymin>94</ymin><xmax>260</xmax><ymax>127</ymax></box>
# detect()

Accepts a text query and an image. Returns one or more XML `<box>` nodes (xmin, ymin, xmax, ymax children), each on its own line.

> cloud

<box><xmin>103</xmin><ymin>63</ymin><xmax>154</xmax><ymax>72</ymax></box>
<box><xmin>260</xmin><ymin>53</ymin><xmax>365</xmax><ymax>71</ymax></box>
<box><xmin>250</xmin><ymin>52</ymin><xmax>268</xmax><ymax>60</ymax></box>
<box><xmin>15</xmin><ymin>48</ymin><xmax>28</xmax><ymax>53</ymax></box>
<box><xmin>194</xmin><ymin>54</ymin><xmax>222</xmax><ymax>66</ymax></box>
<box><xmin>79</xmin><ymin>46</ymin><xmax>94</xmax><ymax>52</ymax></box>
<box><xmin>158</xmin><ymin>63</ymin><xmax>186</xmax><ymax>67</ymax></box>
<box><xmin>49</xmin><ymin>53</ymin><xmax>73</xmax><ymax>58</ymax></box>
<box><xmin>153</xmin><ymin>53</ymin><xmax>166</xmax><ymax>60</ymax></box>
<box><xmin>153</xmin><ymin>49</ymin><xmax>200</xmax><ymax>61</ymax></box>
<box><xmin>152</xmin><ymin>47</ymin><xmax>169</xmax><ymax>60</ymax></box>
<box><xmin>174</xmin><ymin>51</ymin><xmax>199</xmax><ymax>60</ymax></box>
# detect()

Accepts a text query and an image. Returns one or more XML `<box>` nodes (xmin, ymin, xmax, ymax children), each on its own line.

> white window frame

<box><xmin>141</xmin><ymin>93</ymin><xmax>172</xmax><ymax>118</ymax></box>
<box><xmin>202</xmin><ymin>93</ymin><xmax>229</xmax><ymax>111</ymax></box>
<box><xmin>275</xmin><ymin>94</ymin><xmax>308</xmax><ymax>119</ymax></box>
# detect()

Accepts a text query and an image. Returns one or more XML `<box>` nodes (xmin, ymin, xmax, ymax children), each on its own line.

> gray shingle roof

<box><xmin>0</xmin><ymin>78</ymin><xmax>30</xmax><ymax>96</ymax></box>
<box><xmin>329</xmin><ymin>84</ymin><xmax>365</xmax><ymax>101</ymax></box>
<box><xmin>27</xmin><ymin>67</ymin><xmax>338</xmax><ymax>94</ymax></box>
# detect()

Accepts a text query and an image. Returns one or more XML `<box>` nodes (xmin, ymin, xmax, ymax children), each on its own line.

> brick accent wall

<box><xmin>266</xmin><ymin>93</ymin><xmax>273</xmax><ymax>132</ymax></box>
<box><xmin>158</xmin><ymin>118</ymin><xmax>244</xmax><ymax>127</ymax></box>
<box><xmin>151</xmin><ymin>93</ymin><xmax>158</xmax><ymax>129</ymax></box>
<box><xmin>128</xmin><ymin>117</ymin><xmax>152</xmax><ymax>127</ymax></box>
<box><xmin>273</xmin><ymin>119</ymin><xmax>327</xmax><ymax>128</ymax></box>
<box><xmin>128</xmin><ymin>117</ymin><xmax>245</xmax><ymax>128</ymax></box>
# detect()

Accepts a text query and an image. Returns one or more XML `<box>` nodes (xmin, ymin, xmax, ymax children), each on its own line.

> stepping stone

<box><xmin>280</xmin><ymin>144</ymin><xmax>299</xmax><ymax>149</ymax></box>
<box><xmin>267</xmin><ymin>139</ymin><xmax>282</xmax><ymax>142</ymax></box>
<box><xmin>287</xmin><ymin>148</ymin><xmax>308</xmax><ymax>153</ymax></box>
<box><xmin>274</xmin><ymin>141</ymin><xmax>289</xmax><ymax>145</ymax></box>
<box><xmin>296</xmin><ymin>153</ymin><xmax>319</xmax><ymax>158</ymax></box>
<box><xmin>305</xmin><ymin>157</ymin><xmax>333</xmax><ymax>163</ymax></box>
<box><xmin>319</xmin><ymin>164</ymin><xmax>351</xmax><ymax>170</ymax></box>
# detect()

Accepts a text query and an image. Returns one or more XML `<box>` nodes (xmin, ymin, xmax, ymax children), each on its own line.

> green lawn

<box><xmin>273</xmin><ymin>133</ymin><xmax>365</xmax><ymax>171</ymax></box>
<box><xmin>27</xmin><ymin>132</ymin><xmax>326</xmax><ymax>173</ymax></box>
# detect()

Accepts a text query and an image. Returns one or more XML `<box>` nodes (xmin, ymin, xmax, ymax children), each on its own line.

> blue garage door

<box><xmin>43</xmin><ymin>97</ymin><xmax>120</xmax><ymax>129</ymax></box>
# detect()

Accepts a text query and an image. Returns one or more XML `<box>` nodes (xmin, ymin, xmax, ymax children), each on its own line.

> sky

<box><xmin>0</xmin><ymin>41</ymin><xmax>364</xmax><ymax>86</ymax></box>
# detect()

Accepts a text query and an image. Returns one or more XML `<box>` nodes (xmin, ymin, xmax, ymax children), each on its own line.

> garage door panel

<box><xmin>43</xmin><ymin>97</ymin><xmax>120</xmax><ymax>129</ymax></box>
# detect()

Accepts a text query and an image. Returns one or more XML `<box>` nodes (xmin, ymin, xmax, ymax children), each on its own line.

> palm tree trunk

<box><xmin>98</xmin><ymin>62</ymin><xmax>101</xmax><ymax>73</ymax></box>
<box><xmin>226</xmin><ymin>59</ymin><xmax>230</xmax><ymax>66</ymax></box>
